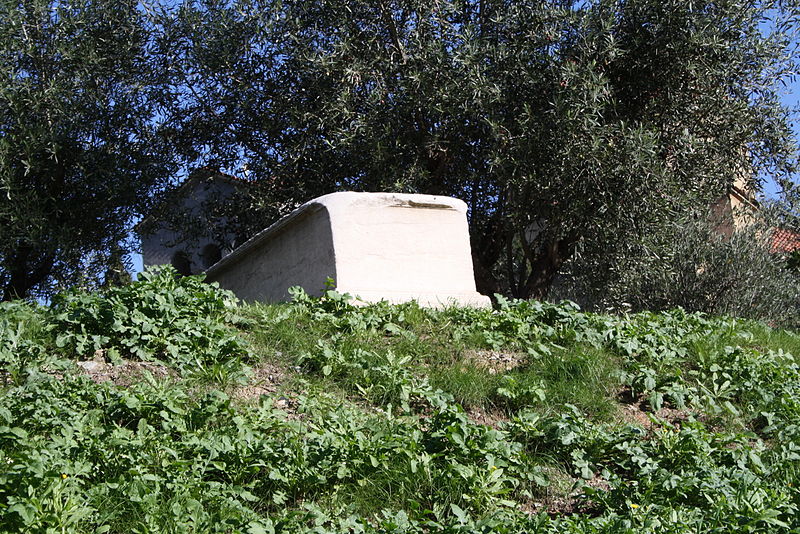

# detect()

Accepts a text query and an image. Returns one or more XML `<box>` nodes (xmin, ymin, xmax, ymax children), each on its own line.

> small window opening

<box><xmin>200</xmin><ymin>243</ymin><xmax>222</xmax><ymax>269</ymax></box>
<box><xmin>171</xmin><ymin>251</ymin><xmax>192</xmax><ymax>276</ymax></box>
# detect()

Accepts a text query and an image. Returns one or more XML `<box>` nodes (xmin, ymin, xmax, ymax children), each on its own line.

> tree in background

<box><xmin>558</xmin><ymin>212</ymin><xmax>800</xmax><ymax>325</ymax></box>
<box><xmin>0</xmin><ymin>0</ymin><xmax>174</xmax><ymax>300</ymax></box>
<box><xmin>160</xmin><ymin>0</ymin><xmax>799</xmax><ymax>300</ymax></box>
<box><xmin>2</xmin><ymin>0</ymin><xmax>797</xmax><ymax>304</ymax></box>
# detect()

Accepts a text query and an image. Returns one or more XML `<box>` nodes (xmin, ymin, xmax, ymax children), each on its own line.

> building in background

<box><xmin>138</xmin><ymin>168</ymin><xmax>245</xmax><ymax>276</ymax></box>
<box><xmin>710</xmin><ymin>174</ymin><xmax>800</xmax><ymax>256</ymax></box>
<box><xmin>710</xmin><ymin>175</ymin><xmax>760</xmax><ymax>237</ymax></box>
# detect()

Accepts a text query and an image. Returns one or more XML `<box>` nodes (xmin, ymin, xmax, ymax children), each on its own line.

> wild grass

<box><xmin>2</xmin><ymin>274</ymin><xmax>800</xmax><ymax>532</ymax></box>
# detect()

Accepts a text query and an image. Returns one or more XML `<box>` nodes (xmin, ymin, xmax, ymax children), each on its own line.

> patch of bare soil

<box><xmin>463</xmin><ymin>349</ymin><xmax>527</xmax><ymax>374</ymax></box>
<box><xmin>522</xmin><ymin>467</ymin><xmax>607</xmax><ymax>517</ymax></box>
<box><xmin>76</xmin><ymin>351</ymin><xmax>171</xmax><ymax>386</ymax></box>
<box><xmin>617</xmin><ymin>386</ymin><xmax>690</xmax><ymax>431</ymax></box>
<box><xmin>229</xmin><ymin>361</ymin><xmax>306</xmax><ymax>419</ymax></box>
<box><xmin>466</xmin><ymin>405</ymin><xmax>509</xmax><ymax>428</ymax></box>
<box><xmin>230</xmin><ymin>361</ymin><xmax>286</xmax><ymax>401</ymax></box>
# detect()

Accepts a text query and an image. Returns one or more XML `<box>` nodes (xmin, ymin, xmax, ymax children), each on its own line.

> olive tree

<box><xmin>0</xmin><ymin>0</ymin><xmax>174</xmax><ymax>300</ymax></box>
<box><xmin>162</xmin><ymin>0</ymin><xmax>799</xmax><ymax>299</ymax></box>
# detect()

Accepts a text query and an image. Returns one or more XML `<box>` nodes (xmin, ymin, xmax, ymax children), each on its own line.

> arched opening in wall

<box><xmin>200</xmin><ymin>243</ymin><xmax>222</xmax><ymax>269</ymax></box>
<box><xmin>171</xmin><ymin>251</ymin><xmax>192</xmax><ymax>276</ymax></box>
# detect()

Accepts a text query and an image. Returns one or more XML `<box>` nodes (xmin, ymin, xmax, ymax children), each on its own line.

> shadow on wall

<box><xmin>170</xmin><ymin>244</ymin><xmax>222</xmax><ymax>276</ymax></box>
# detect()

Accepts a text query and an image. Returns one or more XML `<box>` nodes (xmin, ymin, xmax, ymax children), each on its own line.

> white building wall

<box><xmin>205</xmin><ymin>192</ymin><xmax>491</xmax><ymax>308</ymax></box>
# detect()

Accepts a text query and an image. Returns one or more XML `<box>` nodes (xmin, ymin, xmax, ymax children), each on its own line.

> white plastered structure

<box><xmin>204</xmin><ymin>192</ymin><xmax>491</xmax><ymax>308</ymax></box>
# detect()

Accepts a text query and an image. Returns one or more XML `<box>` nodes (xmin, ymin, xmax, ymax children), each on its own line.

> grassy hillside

<box><xmin>2</xmin><ymin>267</ymin><xmax>800</xmax><ymax>533</ymax></box>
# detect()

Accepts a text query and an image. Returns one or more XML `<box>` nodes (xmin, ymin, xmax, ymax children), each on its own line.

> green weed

<box><xmin>2</xmin><ymin>280</ymin><xmax>800</xmax><ymax>532</ymax></box>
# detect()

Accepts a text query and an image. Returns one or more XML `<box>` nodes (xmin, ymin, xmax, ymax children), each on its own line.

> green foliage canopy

<box><xmin>161</xmin><ymin>0</ymin><xmax>800</xmax><ymax>298</ymax></box>
<box><xmin>1</xmin><ymin>0</ymin><xmax>797</xmax><ymax>300</ymax></box>
<box><xmin>0</xmin><ymin>0</ymin><xmax>174</xmax><ymax>300</ymax></box>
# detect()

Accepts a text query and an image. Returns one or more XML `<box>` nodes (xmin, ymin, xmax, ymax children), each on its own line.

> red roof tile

<box><xmin>771</xmin><ymin>228</ymin><xmax>800</xmax><ymax>254</ymax></box>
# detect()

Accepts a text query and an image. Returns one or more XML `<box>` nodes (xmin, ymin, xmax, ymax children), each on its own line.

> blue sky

<box><xmin>763</xmin><ymin>15</ymin><xmax>800</xmax><ymax>198</ymax></box>
<box><xmin>769</xmin><ymin>78</ymin><xmax>800</xmax><ymax>197</ymax></box>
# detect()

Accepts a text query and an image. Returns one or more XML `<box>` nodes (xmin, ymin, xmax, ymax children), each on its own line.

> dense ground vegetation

<box><xmin>2</xmin><ymin>268</ymin><xmax>800</xmax><ymax>532</ymax></box>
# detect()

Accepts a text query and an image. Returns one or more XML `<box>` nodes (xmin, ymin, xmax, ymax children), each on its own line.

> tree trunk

<box><xmin>2</xmin><ymin>243</ymin><xmax>53</xmax><ymax>301</ymax></box>
<box><xmin>3</xmin><ymin>244</ymin><xmax>32</xmax><ymax>301</ymax></box>
<box><xmin>521</xmin><ymin>236</ymin><xmax>577</xmax><ymax>300</ymax></box>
